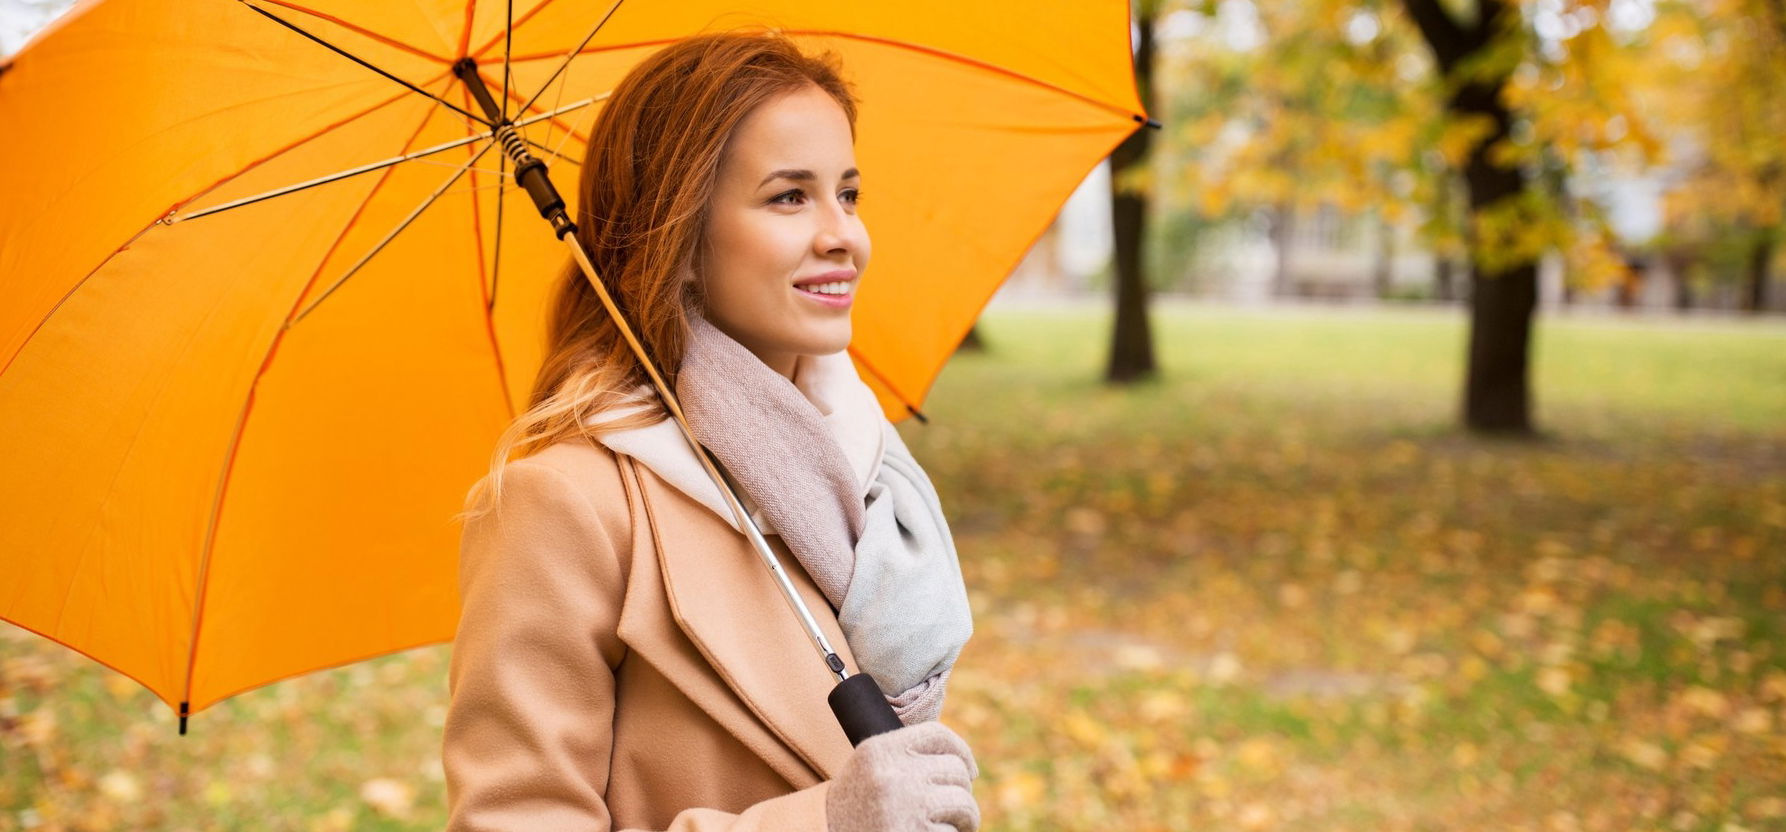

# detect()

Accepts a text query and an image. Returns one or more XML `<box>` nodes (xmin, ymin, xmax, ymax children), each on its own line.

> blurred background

<box><xmin>2</xmin><ymin>0</ymin><xmax>1782</xmax><ymax>830</ymax></box>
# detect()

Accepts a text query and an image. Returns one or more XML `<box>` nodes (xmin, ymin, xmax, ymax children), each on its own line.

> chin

<box><xmin>813</xmin><ymin>329</ymin><xmax>852</xmax><ymax>354</ymax></box>
<box><xmin>786</xmin><ymin>325</ymin><xmax>851</xmax><ymax>356</ymax></box>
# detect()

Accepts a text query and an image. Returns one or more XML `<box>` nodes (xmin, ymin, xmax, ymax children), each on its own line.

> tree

<box><xmin>1150</xmin><ymin>0</ymin><xmax>1761</xmax><ymax>431</ymax></box>
<box><xmin>1647</xmin><ymin>0</ymin><xmax>1786</xmax><ymax>313</ymax></box>
<box><xmin>1108</xmin><ymin>0</ymin><xmax>1163</xmax><ymax>384</ymax></box>
<box><xmin>1399</xmin><ymin>0</ymin><xmax>1548</xmax><ymax>433</ymax></box>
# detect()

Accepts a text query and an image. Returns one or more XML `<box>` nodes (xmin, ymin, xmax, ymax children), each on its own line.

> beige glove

<box><xmin>825</xmin><ymin>721</ymin><xmax>982</xmax><ymax>832</ymax></box>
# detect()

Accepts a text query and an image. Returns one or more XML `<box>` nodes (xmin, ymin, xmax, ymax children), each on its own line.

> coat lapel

<box><xmin>610</xmin><ymin>454</ymin><xmax>859</xmax><ymax>786</ymax></box>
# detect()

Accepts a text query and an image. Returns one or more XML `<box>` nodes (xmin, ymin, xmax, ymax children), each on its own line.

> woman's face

<box><xmin>697</xmin><ymin>83</ymin><xmax>869</xmax><ymax>380</ymax></box>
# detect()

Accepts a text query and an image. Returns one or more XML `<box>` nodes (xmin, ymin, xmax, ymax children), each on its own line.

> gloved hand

<box><xmin>825</xmin><ymin>721</ymin><xmax>981</xmax><ymax>832</ymax></box>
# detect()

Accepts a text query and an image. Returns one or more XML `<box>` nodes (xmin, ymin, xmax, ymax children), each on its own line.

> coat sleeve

<box><xmin>442</xmin><ymin>458</ymin><xmax>832</xmax><ymax>832</ymax></box>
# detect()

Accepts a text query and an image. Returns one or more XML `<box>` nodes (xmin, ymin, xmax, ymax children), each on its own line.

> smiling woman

<box><xmin>443</xmin><ymin>28</ymin><xmax>980</xmax><ymax>832</ymax></box>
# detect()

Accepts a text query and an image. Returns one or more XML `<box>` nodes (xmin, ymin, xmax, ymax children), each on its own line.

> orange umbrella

<box><xmin>0</xmin><ymin>0</ymin><xmax>1152</xmax><ymax>733</ymax></box>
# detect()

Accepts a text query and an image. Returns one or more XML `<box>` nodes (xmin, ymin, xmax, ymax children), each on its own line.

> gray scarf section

<box><xmin>633</xmin><ymin>314</ymin><xmax>972</xmax><ymax>724</ymax></box>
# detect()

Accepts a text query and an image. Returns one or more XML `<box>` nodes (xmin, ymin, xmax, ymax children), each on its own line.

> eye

<box><xmin>770</xmin><ymin>188</ymin><xmax>806</xmax><ymax>205</ymax></box>
<box><xmin>843</xmin><ymin>188</ymin><xmax>862</xmax><ymax>205</ymax></box>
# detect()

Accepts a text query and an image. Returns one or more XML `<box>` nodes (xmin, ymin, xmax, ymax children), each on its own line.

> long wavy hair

<box><xmin>458</xmin><ymin>28</ymin><xmax>860</xmax><ymax>523</ymax></box>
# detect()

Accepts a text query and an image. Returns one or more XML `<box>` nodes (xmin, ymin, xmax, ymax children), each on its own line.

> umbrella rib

<box><xmin>289</xmin><ymin>138</ymin><xmax>500</xmax><ymax>327</ymax></box>
<box><xmin>468</xmin><ymin>0</ymin><xmax>563</xmax><ymax>59</ymax></box>
<box><xmin>235</xmin><ymin>0</ymin><xmax>492</xmax><ymax>129</ymax></box>
<box><xmin>177</xmin><ymin>136</ymin><xmax>491</xmax><ymax>222</ymax></box>
<box><xmin>488</xmin><ymin>71</ymin><xmax>593</xmax><ymax>150</ymax></box>
<box><xmin>250</xmin><ymin>0</ymin><xmax>454</xmax><ymax>64</ymax></box>
<box><xmin>181</xmin><ymin>104</ymin><xmax>447</xmax><ymax>719</ymax></box>
<box><xmin>460</xmin><ymin>86</ymin><xmax>517</xmax><ymax>421</ymax></box>
<box><xmin>543</xmin><ymin>85</ymin><xmax>604</xmax><ymax>163</ymax></box>
<box><xmin>168</xmin><ymin>68</ymin><xmax>455</xmax><ymax>218</ymax></box>
<box><xmin>455</xmin><ymin>0</ymin><xmax>478</xmax><ymax>58</ymax></box>
<box><xmin>0</xmin><ymin>76</ymin><xmax>450</xmax><ymax>382</ymax></box>
<box><xmin>492</xmin><ymin>0</ymin><xmax>514</xmax><ymax>311</ymax></box>
<box><xmin>501</xmin><ymin>0</ymin><xmax>514</xmax><ymax>123</ymax></box>
<box><xmin>167</xmin><ymin>97</ymin><xmax>593</xmax><ymax>224</ymax></box>
<box><xmin>513</xmin><ymin>0</ymin><xmax>626</xmax><ymax>119</ymax></box>
<box><xmin>492</xmin><ymin>137</ymin><xmax>507</xmax><ymax>314</ymax></box>
<box><xmin>540</xmin><ymin>34</ymin><xmax>576</xmax><ymax>155</ymax></box>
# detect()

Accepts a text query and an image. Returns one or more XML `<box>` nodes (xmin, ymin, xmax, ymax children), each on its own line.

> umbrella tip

<box><xmin>1132</xmin><ymin>114</ymin><xmax>1162</xmax><ymax>129</ymax></box>
<box><xmin>906</xmin><ymin>404</ymin><xmax>929</xmax><ymax>425</ymax></box>
<box><xmin>179</xmin><ymin>701</ymin><xmax>189</xmax><ymax>736</ymax></box>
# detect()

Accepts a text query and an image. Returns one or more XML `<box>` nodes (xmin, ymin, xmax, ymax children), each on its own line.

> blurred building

<box><xmin>996</xmin><ymin>160</ymin><xmax>1783</xmax><ymax>315</ymax></box>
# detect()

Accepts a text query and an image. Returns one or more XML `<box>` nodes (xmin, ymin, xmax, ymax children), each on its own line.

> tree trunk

<box><xmin>1403</xmin><ymin>0</ymin><xmax>1538</xmax><ymax>435</ymax></box>
<box><xmin>1614</xmin><ymin>264</ymin><xmax>1638</xmax><ymax>309</ymax></box>
<box><xmin>1106</xmin><ymin>0</ymin><xmax>1159</xmax><ymax>383</ymax></box>
<box><xmin>1460</xmin><ymin>130</ymin><xmax>1538</xmax><ymax>434</ymax></box>
<box><xmin>1745</xmin><ymin>231</ymin><xmax>1775</xmax><ymax>313</ymax></box>
<box><xmin>1434</xmin><ymin>256</ymin><xmax>1458</xmax><ymax>302</ymax></box>
<box><xmin>1374</xmin><ymin>211</ymin><xmax>1396</xmax><ymax>299</ymax></box>
<box><xmin>1667</xmin><ymin>249</ymin><xmax>1695</xmax><ymax>311</ymax></box>
<box><xmin>957</xmin><ymin>323</ymin><xmax>987</xmax><ymax>352</ymax></box>
<box><xmin>1432</xmin><ymin>172</ymin><xmax>1458</xmax><ymax>303</ymax></box>
<box><xmin>1270</xmin><ymin>200</ymin><xmax>1296</xmax><ymax>299</ymax></box>
<box><xmin>1108</xmin><ymin>174</ymin><xmax>1157</xmax><ymax>382</ymax></box>
<box><xmin>1464</xmin><ymin>259</ymin><xmax>1537</xmax><ymax>433</ymax></box>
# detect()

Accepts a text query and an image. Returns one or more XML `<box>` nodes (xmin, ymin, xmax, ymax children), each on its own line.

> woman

<box><xmin>441</xmin><ymin>30</ymin><xmax>981</xmax><ymax>832</ymax></box>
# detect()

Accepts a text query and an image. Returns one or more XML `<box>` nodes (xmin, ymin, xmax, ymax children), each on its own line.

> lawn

<box><xmin>3</xmin><ymin>300</ymin><xmax>1782</xmax><ymax>831</ymax></box>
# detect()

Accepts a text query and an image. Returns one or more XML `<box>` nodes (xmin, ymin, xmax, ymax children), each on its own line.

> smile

<box><xmin>794</xmin><ymin>282</ymin><xmax>854</xmax><ymax>308</ymax></box>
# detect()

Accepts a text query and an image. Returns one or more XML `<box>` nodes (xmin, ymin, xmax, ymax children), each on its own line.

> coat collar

<box><xmin>606</xmin><ymin>434</ymin><xmax>863</xmax><ymax>787</ymax></box>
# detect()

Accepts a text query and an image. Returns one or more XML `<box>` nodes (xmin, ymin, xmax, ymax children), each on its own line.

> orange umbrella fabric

<box><xmin>0</xmin><ymin>0</ymin><xmax>1148</xmax><ymax>728</ymax></box>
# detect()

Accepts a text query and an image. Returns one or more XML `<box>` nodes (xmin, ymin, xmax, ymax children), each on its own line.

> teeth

<box><xmin>799</xmin><ymin>281</ymin><xmax>851</xmax><ymax>296</ymax></box>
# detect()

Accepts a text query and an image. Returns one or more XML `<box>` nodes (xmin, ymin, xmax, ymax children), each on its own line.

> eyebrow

<box><xmin>758</xmin><ymin>167</ymin><xmax>860</xmax><ymax>188</ymax></box>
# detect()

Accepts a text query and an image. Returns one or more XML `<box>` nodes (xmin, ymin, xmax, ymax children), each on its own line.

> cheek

<box><xmin>708</xmin><ymin>215</ymin><xmax>803</xmax><ymax>306</ymax></box>
<box><xmin>736</xmin><ymin>221</ymin><xmax>807</xmax><ymax>283</ymax></box>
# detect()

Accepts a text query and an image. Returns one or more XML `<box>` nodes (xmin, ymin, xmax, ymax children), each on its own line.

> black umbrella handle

<box><xmin>828</xmin><ymin>673</ymin><xmax>904</xmax><ymax>746</ymax></box>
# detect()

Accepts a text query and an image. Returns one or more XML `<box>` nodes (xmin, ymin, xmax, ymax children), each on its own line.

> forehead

<box><xmin>722</xmin><ymin>85</ymin><xmax>856</xmax><ymax>181</ymax></box>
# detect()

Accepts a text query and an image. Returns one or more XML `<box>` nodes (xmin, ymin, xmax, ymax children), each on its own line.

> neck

<box><xmin>760</xmin><ymin>350</ymin><xmax>798</xmax><ymax>381</ymax></box>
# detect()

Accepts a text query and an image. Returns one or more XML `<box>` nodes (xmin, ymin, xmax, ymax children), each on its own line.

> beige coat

<box><xmin>442</xmin><ymin>436</ymin><xmax>867</xmax><ymax>831</ymax></box>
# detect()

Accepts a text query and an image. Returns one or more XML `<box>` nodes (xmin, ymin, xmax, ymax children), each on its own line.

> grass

<box><xmin>2</xmin><ymin>300</ymin><xmax>1782</xmax><ymax>831</ymax></box>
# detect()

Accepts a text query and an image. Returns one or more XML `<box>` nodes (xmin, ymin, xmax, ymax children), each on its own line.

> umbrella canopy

<box><xmin>0</xmin><ymin>0</ymin><xmax>1148</xmax><ymax>726</ymax></box>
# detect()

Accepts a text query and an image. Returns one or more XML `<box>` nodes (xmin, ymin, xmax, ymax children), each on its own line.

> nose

<box><xmin>813</xmin><ymin>194</ymin><xmax>864</xmax><ymax>258</ymax></box>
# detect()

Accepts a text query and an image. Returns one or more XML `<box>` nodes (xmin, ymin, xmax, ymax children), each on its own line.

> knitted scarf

<box><xmin>593</xmin><ymin>314</ymin><xmax>973</xmax><ymax>724</ymax></box>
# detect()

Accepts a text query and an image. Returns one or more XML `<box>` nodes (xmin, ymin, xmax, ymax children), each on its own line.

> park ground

<box><xmin>2</xmin><ymin>300</ymin><xmax>1782</xmax><ymax>831</ymax></box>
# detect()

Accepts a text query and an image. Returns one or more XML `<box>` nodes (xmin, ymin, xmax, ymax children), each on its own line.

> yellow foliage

<box><xmin>1563</xmin><ymin>229</ymin><xmax>1631</xmax><ymax>293</ymax></box>
<box><xmin>1437</xmin><ymin>115</ymin><xmax>1498</xmax><ymax>170</ymax></box>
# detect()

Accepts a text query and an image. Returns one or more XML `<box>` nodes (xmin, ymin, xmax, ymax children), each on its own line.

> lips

<box><xmin>792</xmin><ymin>268</ymin><xmax>858</xmax><ymax>308</ymax></box>
<box><xmin>792</xmin><ymin>269</ymin><xmax>858</xmax><ymax>288</ymax></box>
<box><xmin>793</xmin><ymin>278</ymin><xmax>854</xmax><ymax>308</ymax></box>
